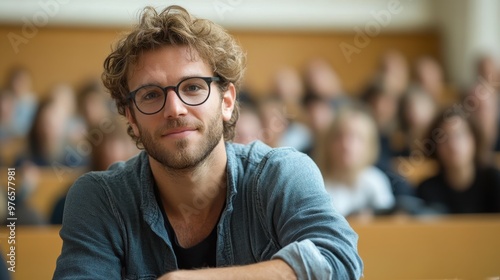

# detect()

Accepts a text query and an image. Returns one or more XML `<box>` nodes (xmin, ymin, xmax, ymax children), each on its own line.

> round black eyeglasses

<box><xmin>128</xmin><ymin>76</ymin><xmax>220</xmax><ymax>115</ymax></box>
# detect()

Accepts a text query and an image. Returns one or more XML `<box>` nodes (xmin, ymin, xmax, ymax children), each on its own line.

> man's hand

<box><xmin>158</xmin><ymin>259</ymin><xmax>296</xmax><ymax>280</ymax></box>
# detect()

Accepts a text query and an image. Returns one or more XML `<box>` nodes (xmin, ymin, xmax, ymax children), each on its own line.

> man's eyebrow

<box><xmin>175</xmin><ymin>75</ymin><xmax>203</xmax><ymax>82</ymax></box>
<box><xmin>129</xmin><ymin>82</ymin><xmax>160</xmax><ymax>92</ymax></box>
<box><xmin>133</xmin><ymin>74</ymin><xmax>212</xmax><ymax>89</ymax></box>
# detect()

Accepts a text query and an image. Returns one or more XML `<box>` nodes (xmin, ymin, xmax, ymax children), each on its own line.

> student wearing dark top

<box><xmin>417</xmin><ymin>110</ymin><xmax>500</xmax><ymax>214</ymax></box>
<box><xmin>361</xmin><ymin>82</ymin><xmax>415</xmax><ymax>199</ymax></box>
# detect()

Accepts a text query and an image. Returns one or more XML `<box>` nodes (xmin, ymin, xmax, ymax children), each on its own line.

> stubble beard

<box><xmin>139</xmin><ymin>109</ymin><xmax>224</xmax><ymax>171</ymax></box>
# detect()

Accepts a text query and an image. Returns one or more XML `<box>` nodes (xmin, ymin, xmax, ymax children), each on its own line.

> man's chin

<box><xmin>148</xmin><ymin>149</ymin><xmax>197</xmax><ymax>170</ymax></box>
<box><xmin>154</xmin><ymin>134</ymin><xmax>191</xmax><ymax>150</ymax></box>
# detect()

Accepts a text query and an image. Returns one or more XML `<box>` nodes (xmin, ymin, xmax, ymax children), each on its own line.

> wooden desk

<box><xmin>1</xmin><ymin>215</ymin><xmax>499</xmax><ymax>279</ymax></box>
<box><xmin>351</xmin><ymin>214</ymin><xmax>500</xmax><ymax>279</ymax></box>
<box><xmin>0</xmin><ymin>226</ymin><xmax>62</xmax><ymax>280</ymax></box>
<box><xmin>26</xmin><ymin>167</ymin><xmax>84</xmax><ymax>219</ymax></box>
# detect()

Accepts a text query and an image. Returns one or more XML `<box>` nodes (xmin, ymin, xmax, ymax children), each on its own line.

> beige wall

<box><xmin>0</xmin><ymin>25</ymin><xmax>440</xmax><ymax>97</ymax></box>
<box><xmin>435</xmin><ymin>0</ymin><xmax>500</xmax><ymax>88</ymax></box>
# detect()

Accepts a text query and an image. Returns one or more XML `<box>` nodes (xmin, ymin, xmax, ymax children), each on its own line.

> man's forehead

<box><xmin>132</xmin><ymin>46</ymin><xmax>196</xmax><ymax>68</ymax></box>
<box><xmin>127</xmin><ymin>45</ymin><xmax>211</xmax><ymax>83</ymax></box>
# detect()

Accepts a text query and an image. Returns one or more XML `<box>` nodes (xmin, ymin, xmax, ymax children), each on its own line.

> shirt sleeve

<box><xmin>53</xmin><ymin>173</ymin><xmax>124</xmax><ymax>279</ymax></box>
<box><xmin>256</xmin><ymin>149</ymin><xmax>363</xmax><ymax>280</ymax></box>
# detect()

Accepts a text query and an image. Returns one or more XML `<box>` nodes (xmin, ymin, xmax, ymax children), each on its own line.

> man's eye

<box><xmin>184</xmin><ymin>84</ymin><xmax>202</xmax><ymax>92</ymax></box>
<box><xmin>141</xmin><ymin>91</ymin><xmax>161</xmax><ymax>100</ymax></box>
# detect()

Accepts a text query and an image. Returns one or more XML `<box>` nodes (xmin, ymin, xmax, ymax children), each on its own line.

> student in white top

<box><xmin>321</xmin><ymin>103</ymin><xmax>395</xmax><ymax>217</ymax></box>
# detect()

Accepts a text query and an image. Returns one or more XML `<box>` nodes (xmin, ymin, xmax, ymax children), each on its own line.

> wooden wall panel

<box><xmin>234</xmin><ymin>31</ymin><xmax>440</xmax><ymax>95</ymax></box>
<box><xmin>0</xmin><ymin>26</ymin><xmax>440</xmax><ymax>97</ymax></box>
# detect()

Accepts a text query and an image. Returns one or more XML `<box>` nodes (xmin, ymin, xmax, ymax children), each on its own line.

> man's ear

<box><xmin>125</xmin><ymin>107</ymin><xmax>140</xmax><ymax>137</ymax></box>
<box><xmin>221</xmin><ymin>83</ymin><xmax>236</xmax><ymax>122</ymax></box>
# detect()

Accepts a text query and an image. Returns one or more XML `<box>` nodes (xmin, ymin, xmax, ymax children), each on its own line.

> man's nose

<box><xmin>163</xmin><ymin>88</ymin><xmax>188</xmax><ymax>118</ymax></box>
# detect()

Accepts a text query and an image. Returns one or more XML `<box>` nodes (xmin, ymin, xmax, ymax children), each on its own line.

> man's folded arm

<box><xmin>261</xmin><ymin>151</ymin><xmax>364</xmax><ymax>279</ymax></box>
<box><xmin>158</xmin><ymin>259</ymin><xmax>296</xmax><ymax>280</ymax></box>
<box><xmin>53</xmin><ymin>174</ymin><xmax>123</xmax><ymax>279</ymax></box>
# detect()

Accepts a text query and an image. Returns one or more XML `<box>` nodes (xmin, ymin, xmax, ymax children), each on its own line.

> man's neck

<box><xmin>149</xmin><ymin>140</ymin><xmax>228</xmax><ymax>222</ymax></box>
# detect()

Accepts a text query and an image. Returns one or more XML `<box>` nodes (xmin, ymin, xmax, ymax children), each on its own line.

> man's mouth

<box><xmin>162</xmin><ymin>127</ymin><xmax>197</xmax><ymax>138</ymax></box>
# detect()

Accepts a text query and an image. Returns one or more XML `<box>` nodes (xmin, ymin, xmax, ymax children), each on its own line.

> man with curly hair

<box><xmin>54</xmin><ymin>5</ymin><xmax>362</xmax><ymax>279</ymax></box>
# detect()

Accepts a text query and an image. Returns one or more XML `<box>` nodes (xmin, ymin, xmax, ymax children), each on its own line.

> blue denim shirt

<box><xmin>54</xmin><ymin>141</ymin><xmax>363</xmax><ymax>279</ymax></box>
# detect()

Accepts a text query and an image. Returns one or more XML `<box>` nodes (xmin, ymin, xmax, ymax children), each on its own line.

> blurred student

<box><xmin>51</xmin><ymin>83</ymin><xmax>87</xmax><ymax>146</ymax></box>
<box><xmin>476</xmin><ymin>55</ymin><xmax>499</xmax><ymax>88</ymax></box>
<box><xmin>22</xmin><ymin>97</ymin><xmax>67</xmax><ymax>166</ymax></box>
<box><xmin>414</xmin><ymin>56</ymin><xmax>457</xmax><ymax>108</ymax></box>
<box><xmin>362</xmin><ymin>50</ymin><xmax>411</xmax><ymax>155</ymax></box>
<box><xmin>3</xmin><ymin>66</ymin><xmax>38</xmax><ymax>137</ymax></box>
<box><xmin>12</xmin><ymin>98</ymin><xmax>65</xmax><ymax>225</ymax></box>
<box><xmin>13</xmin><ymin>92</ymin><xmax>82</xmax><ymax>225</ymax></box>
<box><xmin>258</xmin><ymin>67</ymin><xmax>312</xmax><ymax>151</ymax></box>
<box><xmin>467</xmin><ymin>82</ymin><xmax>500</xmax><ymax>162</ymax></box>
<box><xmin>17</xmin><ymin>85</ymin><xmax>86</xmax><ymax>168</ymax></box>
<box><xmin>50</xmin><ymin>118</ymin><xmax>138</xmax><ymax>224</ymax></box>
<box><xmin>77</xmin><ymin>79</ymin><xmax>113</xmax><ymax>128</ymax></box>
<box><xmin>304</xmin><ymin>58</ymin><xmax>348</xmax><ymax>105</ymax></box>
<box><xmin>322</xmin><ymin>104</ymin><xmax>395</xmax><ymax>217</ymax></box>
<box><xmin>302</xmin><ymin>93</ymin><xmax>335</xmax><ymax>161</ymax></box>
<box><xmin>417</xmin><ymin>110</ymin><xmax>500</xmax><ymax>214</ymax></box>
<box><xmin>395</xmin><ymin>87</ymin><xmax>439</xmax><ymax>157</ymax></box>
<box><xmin>21</xmin><ymin>84</ymin><xmax>87</xmax><ymax>167</ymax></box>
<box><xmin>377</xmin><ymin>49</ymin><xmax>410</xmax><ymax>97</ymax></box>
<box><xmin>272</xmin><ymin>67</ymin><xmax>306</xmax><ymax>122</ymax></box>
<box><xmin>361</xmin><ymin>81</ymin><xmax>399</xmax><ymax>166</ymax></box>
<box><xmin>467</xmin><ymin>55</ymin><xmax>500</xmax><ymax>159</ymax></box>
<box><xmin>0</xmin><ymin>89</ymin><xmax>16</xmax><ymax>141</ymax></box>
<box><xmin>302</xmin><ymin>59</ymin><xmax>345</xmax><ymax>160</ymax></box>
<box><xmin>260</xmin><ymin>96</ymin><xmax>312</xmax><ymax>152</ymax></box>
<box><xmin>233</xmin><ymin>93</ymin><xmax>263</xmax><ymax>145</ymax></box>
<box><xmin>89</xmin><ymin>118</ymin><xmax>139</xmax><ymax>171</ymax></box>
<box><xmin>362</xmin><ymin>82</ymin><xmax>414</xmax><ymax>197</ymax></box>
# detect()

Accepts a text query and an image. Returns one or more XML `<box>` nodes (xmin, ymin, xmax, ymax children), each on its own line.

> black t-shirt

<box><xmin>417</xmin><ymin>166</ymin><xmax>500</xmax><ymax>214</ymax></box>
<box><xmin>154</xmin><ymin>185</ymin><xmax>218</xmax><ymax>269</ymax></box>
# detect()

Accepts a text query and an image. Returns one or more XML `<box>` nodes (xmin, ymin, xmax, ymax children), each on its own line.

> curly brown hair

<box><xmin>102</xmin><ymin>5</ymin><xmax>246</xmax><ymax>146</ymax></box>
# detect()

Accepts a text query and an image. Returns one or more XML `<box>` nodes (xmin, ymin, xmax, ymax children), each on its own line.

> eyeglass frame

<box><xmin>127</xmin><ymin>76</ymin><xmax>221</xmax><ymax>115</ymax></box>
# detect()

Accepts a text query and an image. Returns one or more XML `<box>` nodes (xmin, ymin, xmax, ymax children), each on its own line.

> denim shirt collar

<box><xmin>137</xmin><ymin>152</ymin><xmax>170</xmax><ymax>246</ymax></box>
<box><xmin>223</xmin><ymin>142</ymin><xmax>238</xmax><ymax>214</ymax></box>
<box><xmin>216</xmin><ymin>143</ymin><xmax>238</xmax><ymax>265</ymax></box>
<box><xmin>136</xmin><ymin>143</ymin><xmax>240</xmax><ymax>266</ymax></box>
